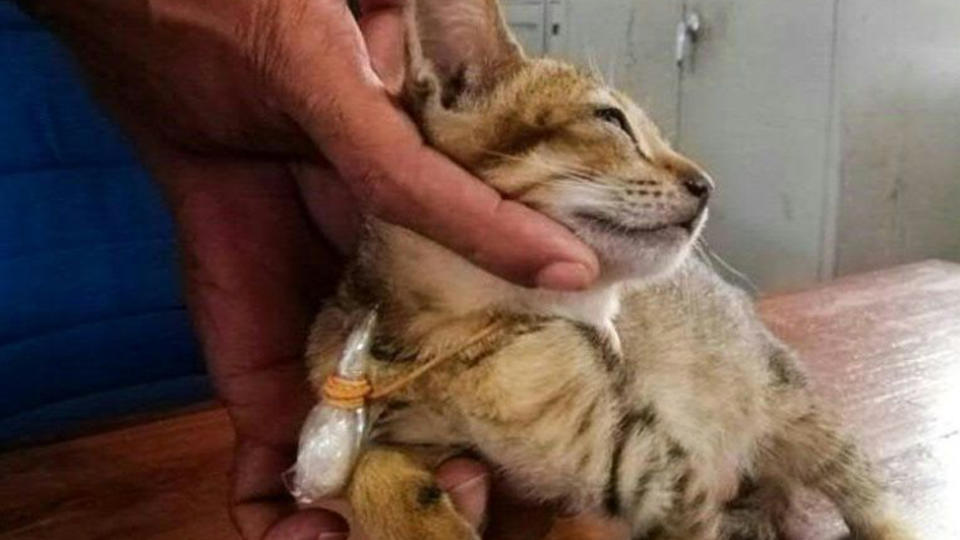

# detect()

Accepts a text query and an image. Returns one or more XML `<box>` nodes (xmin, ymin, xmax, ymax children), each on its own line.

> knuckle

<box><xmin>350</xmin><ymin>165</ymin><xmax>393</xmax><ymax>216</ymax></box>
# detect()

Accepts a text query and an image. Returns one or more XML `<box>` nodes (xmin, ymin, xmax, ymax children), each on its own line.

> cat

<box><xmin>302</xmin><ymin>1</ymin><xmax>914</xmax><ymax>538</ymax></box>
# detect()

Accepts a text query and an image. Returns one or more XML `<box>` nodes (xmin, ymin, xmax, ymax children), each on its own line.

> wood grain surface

<box><xmin>759</xmin><ymin>260</ymin><xmax>960</xmax><ymax>539</ymax></box>
<box><xmin>1</xmin><ymin>261</ymin><xmax>957</xmax><ymax>539</ymax></box>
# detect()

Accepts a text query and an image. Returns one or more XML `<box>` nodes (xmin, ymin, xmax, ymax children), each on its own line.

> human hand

<box><xmin>21</xmin><ymin>0</ymin><xmax>606</xmax><ymax>537</ymax></box>
<box><xmin>144</xmin><ymin>151</ymin><xmax>492</xmax><ymax>539</ymax></box>
<box><xmin>150</xmin><ymin>146</ymin><xmax>621</xmax><ymax>540</ymax></box>
<box><xmin>26</xmin><ymin>0</ymin><xmax>598</xmax><ymax>289</ymax></box>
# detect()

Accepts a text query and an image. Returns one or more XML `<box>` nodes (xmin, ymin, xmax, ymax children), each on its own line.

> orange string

<box><xmin>323</xmin><ymin>325</ymin><xmax>501</xmax><ymax>408</ymax></box>
<box><xmin>368</xmin><ymin>352</ymin><xmax>457</xmax><ymax>400</ymax></box>
<box><xmin>322</xmin><ymin>376</ymin><xmax>371</xmax><ymax>409</ymax></box>
<box><xmin>369</xmin><ymin>325</ymin><xmax>501</xmax><ymax>400</ymax></box>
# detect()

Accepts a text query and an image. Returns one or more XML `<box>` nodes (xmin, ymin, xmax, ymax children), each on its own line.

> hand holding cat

<box><xmin>24</xmin><ymin>0</ymin><xmax>597</xmax><ymax>290</ymax></box>
<box><xmin>20</xmin><ymin>0</ymin><xmax>601</xmax><ymax>538</ymax></box>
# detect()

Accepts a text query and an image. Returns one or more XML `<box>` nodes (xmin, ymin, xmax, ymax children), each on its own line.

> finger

<box><xmin>297</xmin><ymin>79</ymin><xmax>600</xmax><ymax>289</ymax></box>
<box><xmin>435</xmin><ymin>458</ymin><xmax>490</xmax><ymax>530</ymax></box>
<box><xmin>228</xmin><ymin>431</ymin><xmax>303</xmax><ymax>538</ymax></box>
<box><xmin>299</xmin><ymin>91</ymin><xmax>599</xmax><ymax>289</ymax></box>
<box><xmin>346</xmin><ymin>134</ymin><xmax>599</xmax><ymax>290</ymax></box>
<box><xmin>263</xmin><ymin>511</ymin><xmax>350</xmax><ymax>540</ymax></box>
<box><xmin>357</xmin><ymin>8</ymin><xmax>405</xmax><ymax>95</ymax></box>
<box><xmin>266</xmin><ymin>3</ymin><xmax>599</xmax><ymax>289</ymax></box>
<box><xmin>232</xmin><ymin>442</ymin><xmax>349</xmax><ymax>540</ymax></box>
<box><xmin>146</xmin><ymin>154</ymin><xmax>344</xmax><ymax>538</ymax></box>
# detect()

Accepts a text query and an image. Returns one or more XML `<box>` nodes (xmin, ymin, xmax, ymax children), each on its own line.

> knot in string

<box><xmin>322</xmin><ymin>376</ymin><xmax>372</xmax><ymax>409</ymax></box>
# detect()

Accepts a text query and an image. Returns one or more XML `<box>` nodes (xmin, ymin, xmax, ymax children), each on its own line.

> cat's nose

<box><xmin>682</xmin><ymin>171</ymin><xmax>714</xmax><ymax>200</ymax></box>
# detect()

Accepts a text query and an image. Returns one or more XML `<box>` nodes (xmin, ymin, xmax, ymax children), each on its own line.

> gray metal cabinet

<box><xmin>832</xmin><ymin>0</ymin><xmax>960</xmax><ymax>276</ymax></box>
<box><xmin>503</xmin><ymin>1</ymin><xmax>566</xmax><ymax>57</ymax></box>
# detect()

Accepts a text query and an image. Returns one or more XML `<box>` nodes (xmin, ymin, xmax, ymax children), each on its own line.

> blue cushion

<box><xmin>0</xmin><ymin>3</ymin><xmax>209</xmax><ymax>444</ymax></box>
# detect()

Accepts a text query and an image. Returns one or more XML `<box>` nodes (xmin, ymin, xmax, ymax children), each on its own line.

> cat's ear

<box><xmin>405</xmin><ymin>0</ymin><xmax>525</xmax><ymax>108</ymax></box>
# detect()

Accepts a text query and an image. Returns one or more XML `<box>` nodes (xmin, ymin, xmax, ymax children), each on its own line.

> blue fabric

<box><xmin>0</xmin><ymin>2</ymin><xmax>209</xmax><ymax>444</ymax></box>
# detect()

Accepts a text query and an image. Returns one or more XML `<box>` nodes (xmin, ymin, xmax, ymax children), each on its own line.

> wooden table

<box><xmin>1</xmin><ymin>261</ymin><xmax>958</xmax><ymax>539</ymax></box>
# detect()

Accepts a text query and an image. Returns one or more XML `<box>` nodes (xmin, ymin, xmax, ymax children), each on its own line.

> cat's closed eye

<box><xmin>595</xmin><ymin>107</ymin><xmax>632</xmax><ymax>137</ymax></box>
<box><xmin>595</xmin><ymin>107</ymin><xmax>649</xmax><ymax>159</ymax></box>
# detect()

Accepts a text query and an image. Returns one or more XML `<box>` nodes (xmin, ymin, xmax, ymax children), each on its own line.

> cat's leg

<box><xmin>761</xmin><ymin>380</ymin><xmax>914</xmax><ymax>539</ymax></box>
<box><xmin>347</xmin><ymin>446</ymin><xmax>480</xmax><ymax>540</ymax></box>
<box><xmin>718</xmin><ymin>477</ymin><xmax>790</xmax><ymax>540</ymax></box>
<box><xmin>594</xmin><ymin>476</ymin><xmax>786</xmax><ymax>540</ymax></box>
<box><xmin>605</xmin><ymin>427</ymin><xmax>724</xmax><ymax>539</ymax></box>
<box><xmin>626</xmin><ymin>469</ymin><xmax>724</xmax><ymax>540</ymax></box>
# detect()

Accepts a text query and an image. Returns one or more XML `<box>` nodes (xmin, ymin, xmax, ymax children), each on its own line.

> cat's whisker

<box><xmin>697</xmin><ymin>238</ymin><xmax>759</xmax><ymax>296</ymax></box>
<box><xmin>584</xmin><ymin>49</ymin><xmax>604</xmax><ymax>82</ymax></box>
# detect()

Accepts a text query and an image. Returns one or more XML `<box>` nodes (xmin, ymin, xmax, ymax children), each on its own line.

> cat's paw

<box><xmin>349</xmin><ymin>449</ymin><xmax>480</xmax><ymax>540</ymax></box>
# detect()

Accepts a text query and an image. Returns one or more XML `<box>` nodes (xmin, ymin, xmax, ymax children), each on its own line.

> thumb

<box><xmin>435</xmin><ymin>458</ymin><xmax>491</xmax><ymax>530</ymax></box>
<box><xmin>262</xmin><ymin>509</ymin><xmax>350</xmax><ymax>540</ymax></box>
<box><xmin>270</xmin><ymin>0</ymin><xmax>600</xmax><ymax>290</ymax></box>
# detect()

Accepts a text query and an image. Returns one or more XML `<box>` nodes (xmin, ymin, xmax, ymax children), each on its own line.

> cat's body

<box><xmin>307</xmin><ymin>226</ymin><xmax>903</xmax><ymax>539</ymax></box>
<box><xmin>302</xmin><ymin>1</ymin><xmax>913</xmax><ymax>538</ymax></box>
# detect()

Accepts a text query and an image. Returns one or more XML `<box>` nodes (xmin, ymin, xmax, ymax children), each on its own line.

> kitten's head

<box><xmin>405</xmin><ymin>0</ymin><xmax>713</xmax><ymax>283</ymax></box>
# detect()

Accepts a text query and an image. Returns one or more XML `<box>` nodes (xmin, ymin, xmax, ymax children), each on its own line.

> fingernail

<box><xmin>443</xmin><ymin>472</ymin><xmax>489</xmax><ymax>529</ymax></box>
<box><xmin>446</xmin><ymin>473</ymin><xmax>488</xmax><ymax>495</ymax></box>
<box><xmin>536</xmin><ymin>262</ymin><xmax>595</xmax><ymax>291</ymax></box>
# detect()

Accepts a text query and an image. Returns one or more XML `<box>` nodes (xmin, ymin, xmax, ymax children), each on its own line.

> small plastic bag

<box><xmin>285</xmin><ymin>311</ymin><xmax>377</xmax><ymax>504</ymax></box>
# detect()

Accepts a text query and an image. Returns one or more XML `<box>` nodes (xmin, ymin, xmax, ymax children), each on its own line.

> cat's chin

<box><xmin>598</xmin><ymin>237</ymin><xmax>695</xmax><ymax>284</ymax></box>
<box><xmin>563</xmin><ymin>207</ymin><xmax>708</xmax><ymax>285</ymax></box>
<box><xmin>576</xmin><ymin>220</ymin><xmax>704</xmax><ymax>285</ymax></box>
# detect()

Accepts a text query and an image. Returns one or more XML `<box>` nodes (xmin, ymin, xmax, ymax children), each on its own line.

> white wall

<box><xmin>833</xmin><ymin>0</ymin><xmax>960</xmax><ymax>275</ymax></box>
<box><xmin>557</xmin><ymin>0</ymin><xmax>681</xmax><ymax>140</ymax></box>
<box><xmin>679</xmin><ymin>0</ymin><xmax>838</xmax><ymax>291</ymax></box>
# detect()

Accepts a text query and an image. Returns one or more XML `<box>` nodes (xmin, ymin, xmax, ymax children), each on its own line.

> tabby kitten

<box><xmin>303</xmin><ymin>1</ymin><xmax>914</xmax><ymax>538</ymax></box>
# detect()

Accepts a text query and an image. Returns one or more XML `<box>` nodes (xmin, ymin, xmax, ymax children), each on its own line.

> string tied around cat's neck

<box><xmin>321</xmin><ymin>309</ymin><xmax>502</xmax><ymax>408</ymax></box>
<box><xmin>291</xmin><ymin>308</ymin><xmax>506</xmax><ymax>503</ymax></box>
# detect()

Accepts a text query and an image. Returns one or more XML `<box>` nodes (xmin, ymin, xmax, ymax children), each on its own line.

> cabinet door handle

<box><xmin>675</xmin><ymin>11</ymin><xmax>702</xmax><ymax>67</ymax></box>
